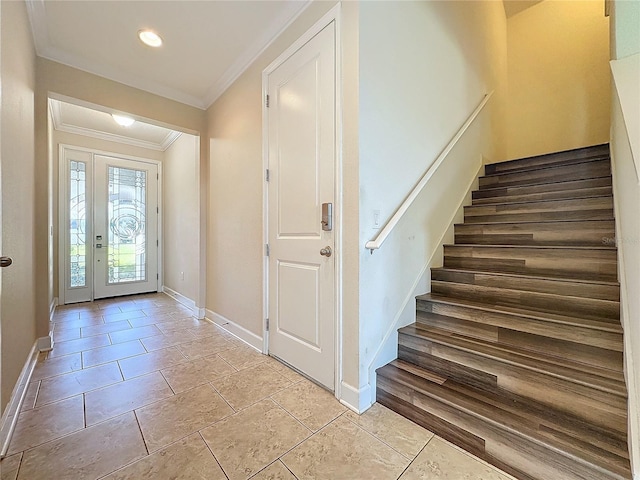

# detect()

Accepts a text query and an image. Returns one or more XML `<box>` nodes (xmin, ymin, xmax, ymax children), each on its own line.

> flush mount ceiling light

<box><xmin>112</xmin><ymin>114</ymin><xmax>135</xmax><ymax>127</ymax></box>
<box><xmin>138</xmin><ymin>30</ymin><xmax>163</xmax><ymax>47</ymax></box>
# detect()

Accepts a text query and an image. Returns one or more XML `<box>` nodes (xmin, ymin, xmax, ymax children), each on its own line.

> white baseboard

<box><xmin>162</xmin><ymin>286</ymin><xmax>203</xmax><ymax>319</ymax></box>
<box><xmin>37</xmin><ymin>334</ymin><xmax>54</xmax><ymax>352</ymax></box>
<box><xmin>0</xmin><ymin>340</ymin><xmax>40</xmax><ymax>458</ymax></box>
<box><xmin>205</xmin><ymin>309</ymin><xmax>263</xmax><ymax>352</ymax></box>
<box><xmin>49</xmin><ymin>297</ymin><xmax>58</xmax><ymax>323</ymax></box>
<box><xmin>339</xmin><ymin>381</ymin><xmax>373</xmax><ymax>414</ymax></box>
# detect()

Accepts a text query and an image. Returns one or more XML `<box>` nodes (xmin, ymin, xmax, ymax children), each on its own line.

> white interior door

<box><xmin>267</xmin><ymin>22</ymin><xmax>336</xmax><ymax>390</ymax></box>
<box><xmin>60</xmin><ymin>148</ymin><xmax>159</xmax><ymax>303</ymax></box>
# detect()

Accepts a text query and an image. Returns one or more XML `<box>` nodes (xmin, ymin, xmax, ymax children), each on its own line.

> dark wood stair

<box><xmin>377</xmin><ymin>144</ymin><xmax>631</xmax><ymax>479</ymax></box>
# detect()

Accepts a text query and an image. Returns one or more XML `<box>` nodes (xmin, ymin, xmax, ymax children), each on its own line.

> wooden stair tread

<box><xmin>484</xmin><ymin>144</ymin><xmax>609</xmax><ymax>175</ymax></box>
<box><xmin>454</xmin><ymin>218</ymin><xmax>615</xmax><ymax>227</ymax></box>
<box><xmin>385</xmin><ymin>358</ymin><xmax>628</xmax><ymax>454</ymax></box>
<box><xmin>417</xmin><ymin>293</ymin><xmax>623</xmax><ymax>333</ymax></box>
<box><xmin>468</xmin><ymin>193</ymin><xmax>612</xmax><ymax>209</ymax></box>
<box><xmin>431</xmin><ymin>266</ymin><xmax>620</xmax><ymax>287</ymax></box>
<box><xmin>474</xmin><ymin>176</ymin><xmax>612</xmax><ymax>199</ymax></box>
<box><xmin>398</xmin><ymin>323</ymin><xmax>627</xmax><ymax>395</ymax></box>
<box><xmin>479</xmin><ymin>158</ymin><xmax>610</xmax><ymax>188</ymax></box>
<box><xmin>483</xmin><ymin>155</ymin><xmax>610</xmax><ymax>177</ymax></box>
<box><xmin>377</xmin><ymin>360</ymin><xmax>631</xmax><ymax>478</ymax></box>
<box><xmin>471</xmin><ymin>187</ymin><xmax>613</xmax><ymax>205</ymax></box>
<box><xmin>448</xmin><ymin>243</ymin><xmax>616</xmax><ymax>251</ymax></box>
<box><xmin>430</xmin><ymin>279</ymin><xmax>619</xmax><ymax>321</ymax></box>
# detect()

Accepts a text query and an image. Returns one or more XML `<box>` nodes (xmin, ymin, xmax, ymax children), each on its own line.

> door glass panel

<box><xmin>107</xmin><ymin>166</ymin><xmax>147</xmax><ymax>284</ymax></box>
<box><xmin>69</xmin><ymin>161</ymin><xmax>87</xmax><ymax>288</ymax></box>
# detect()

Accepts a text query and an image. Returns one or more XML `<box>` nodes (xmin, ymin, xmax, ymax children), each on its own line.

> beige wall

<box><xmin>358</xmin><ymin>0</ymin><xmax>507</xmax><ymax>407</ymax></box>
<box><xmin>163</xmin><ymin>133</ymin><xmax>200</xmax><ymax>303</ymax></box>
<box><xmin>506</xmin><ymin>0</ymin><xmax>610</xmax><ymax>160</ymax></box>
<box><xmin>51</xmin><ymin>130</ymin><xmax>165</xmax><ymax>303</ymax></box>
<box><xmin>0</xmin><ymin>0</ymin><xmax>37</xmax><ymax>411</ymax></box>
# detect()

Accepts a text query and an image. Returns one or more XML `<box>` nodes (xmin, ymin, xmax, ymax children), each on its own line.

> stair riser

<box><xmin>430</xmin><ymin>281</ymin><xmax>619</xmax><ymax>320</ymax></box>
<box><xmin>479</xmin><ymin>161</ymin><xmax>611</xmax><ymax>189</ymax></box>
<box><xmin>464</xmin><ymin>209</ymin><xmax>614</xmax><ymax>223</ymax></box>
<box><xmin>397</xmin><ymin>340</ymin><xmax>627</xmax><ymax>433</ymax></box>
<box><xmin>472</xmin><ymin>186</ymin><xmax>613</xmax><ymax>205</ymax></box>
<box><xmin>376</xmin><ymin>383</ymin><xmax>625</xmax><ymax>480</ymax></box>
<box><xmin>455</xmin><ymin>221</ymin><xmax>615</xmax><ymax>247</ymax></box>
<box><xmin>467</xmin><ymin>196</ymin><xmax>613</xmax><ymax>216</ymax></box>
<box><xmin>484</xmin><ymin>145</ymin><xmax>610</xmax><ymax>175</ymax></box>
<box><xmin>416</xmin><ymin>303</ymin><xmax>624</xmax><ymax>360</ymax></box>
<box><xmin>444</xmin><ymin>246</ymin><xmax>618</xmax><ymax>281</ymax></box>
<box><xmin>474</xmin><ymin>176</ymin><xmax>612</xmax><ymax>200</ymax></box>
<box><xmin>431</xmin><ymin>270</ymin><xmax>619</xmax><ymax>301</ymax></box>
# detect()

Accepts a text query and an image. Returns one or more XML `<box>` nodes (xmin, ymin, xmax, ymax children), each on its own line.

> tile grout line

<box><xmin>339</xmin><ymin>409</ymin><xmax>430</xmax><ymax>462</ymax></box>
<box><xmin>198</xmin><ymin>431</ymin><xmax>231</xmax><ymax>480</ymax></box>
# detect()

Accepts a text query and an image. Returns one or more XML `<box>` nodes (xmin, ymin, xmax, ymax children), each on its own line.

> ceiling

<box><xmin>27</xmin><ymin>0</ymin><xmax>311</xmax><ymax>110</ymax></box>
<box><xmin>50</xmin><ymin>99</ymin><xmax>181</xmax><ymax>151</ymax></box>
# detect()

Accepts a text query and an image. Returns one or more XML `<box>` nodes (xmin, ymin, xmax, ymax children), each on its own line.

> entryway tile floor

<box><xmin>0</xmin><ymin>293</ymin><xmax>515</xmax><ymax>480</ymax></box>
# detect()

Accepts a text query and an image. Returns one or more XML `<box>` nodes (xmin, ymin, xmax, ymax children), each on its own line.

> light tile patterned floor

<box><xmin>0</xmin><ymin>293</ymin><xmax>515</xmax><ymax>480</ymax></box>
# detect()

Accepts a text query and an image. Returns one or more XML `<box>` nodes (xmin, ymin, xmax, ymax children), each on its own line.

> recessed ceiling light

<box><xmin>112</xmin><ymin>114</ymin><xmax>135</xmax><ymax>127</ymax></box>
<box><xmin>138</xmin><ymin>30</ymin><xmax>163</xmax><ymax>47</ymax></box>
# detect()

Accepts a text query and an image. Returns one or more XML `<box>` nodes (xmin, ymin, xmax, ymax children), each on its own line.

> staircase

<box><xmin>376</xmin><ymin>144</ymin><xmax>632</xmax><ymax>480</ymax></box>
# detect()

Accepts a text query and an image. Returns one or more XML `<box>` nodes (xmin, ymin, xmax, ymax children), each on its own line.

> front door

<box><xmin>266</xmin><ymin>21</ymin><xmax>336</xmax><ymax>389</ymax></box>
<box><xmin>60</xmin><ymin>148</ymin><xmax>159</xmax><ymax>303</ymax></box>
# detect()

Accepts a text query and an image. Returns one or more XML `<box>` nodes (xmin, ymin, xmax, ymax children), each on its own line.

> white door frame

<box><xmin>58</xmin><ymin>144</ymin><xmax>163</xmax><ymax>304</ymax></box>
<box><xmin>262</xmin><ymin>4</ymin><xmax>343</xmax><ymax>397</ymax></box>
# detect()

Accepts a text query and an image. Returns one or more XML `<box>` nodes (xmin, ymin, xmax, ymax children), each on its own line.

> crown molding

<box><xmin>202</xmin><ymin>0</ymin><xmax>313</xmax><ymax>108</ymax></box>
<box><xmin>50</xmin><ymin>99</ymin><xmax>181</xmax><ymax>152</ymax></box>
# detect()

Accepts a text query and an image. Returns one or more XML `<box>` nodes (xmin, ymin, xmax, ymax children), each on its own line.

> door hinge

<box><xmin>157</xmin><ymin>273</ymin><xmax>159</xmax><ymax>280</ymax></box>
<box><xmin>266</xmin><ymin>318</ymin><xmax>270</xmax><ymax>331</ymax></box>
<box><xmin>265</xmin><ymin>169</ymin><xmax>270</xmax><ymax>182</ymax></box>
<box><xmin>157</xmin><ymin>206</ymin><xmax>159</xmax><ymax>214</ymax></box>
<box><xmin>157</xmin><ymin>173</ymin><xmax>159</xmax><ymax>180</ymax></box>
<box><xmin>265</xmin><ymin>94</ymin><xmax>270</xmax><ymax>108</ymax></box>
<box><xmin>265</xmin><ymin>244</ymin><xmax>270</xmax><ymax>257</ymax></box>
<box><xmin>157</xmin><ymin>239</ymin><xmax>159</xmax><ymax>247</ymax></box>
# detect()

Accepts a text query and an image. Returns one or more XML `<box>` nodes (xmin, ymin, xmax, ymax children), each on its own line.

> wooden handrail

<box><xmin>365</xmin><ymin>91</ymin><xmax>494</xmax><ymax>253</ymax></box>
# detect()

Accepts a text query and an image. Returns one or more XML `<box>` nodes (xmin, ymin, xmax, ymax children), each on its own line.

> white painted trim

<box><xmin>162</xmin><ymin>286</ymin><xmax>198</xmax><ymax>317</ymax></box>
<box><xmin>206</xmin><ymin>309</ymin><xmax>264</xmax><ymax>352</ymax></box>
<box><xmin>365</xmin><ymin>159</ymin><xmax>483</xmax><ymax>406</ymax></box>
<box><xmin>37</xmin><ymin>334</ymin><xmax>54</xmax><ymax>352</ymax></box>
<box><xmin>339</xmin><ymin>381</ymin><xmax>372</xmax><ymax>414</ymax></box>
<box><xmin>261</xmin><ymin>3</ymin><xmax>343</xmax><ymax>397</ymax></box>
<box><xmin>50</xmin><ymin>98</ymin><xmax>182</xmax><ymax>152</ymax></box>
<box><xmin>203</xmin><ymin>0</ymin><xmax>313</xmax><ymax>107</ymax></box>
<box><xmin>0</xmin><ymin>341</ymin><xmax>40</xmax><ymax>458</ymax></box>
<box><xmin>366</xmin><ymin>91</ymin><xmax>494</xmax><ymax>252</ymax></box>
<box><xmin>49</xmin><ymin>296</ymin><xmax>58</xmax><ymax>323</ymax></box>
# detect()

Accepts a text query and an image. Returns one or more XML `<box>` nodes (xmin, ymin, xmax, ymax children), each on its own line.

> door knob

<box><xmin>320</xmin><ymin>246</ymin><xmax>332</xmax><ymax>257</ymax></box>
<box><xmin>0</xmin><ymin>256</ymin><xmax>13</xmax><ymax>268</ymax></box>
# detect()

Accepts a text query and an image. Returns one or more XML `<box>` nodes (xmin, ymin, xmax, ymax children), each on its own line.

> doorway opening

<box><xmin>49</xmin><ymin>98</ymin><xmax>202</xmax><ymax>316</ymax></box>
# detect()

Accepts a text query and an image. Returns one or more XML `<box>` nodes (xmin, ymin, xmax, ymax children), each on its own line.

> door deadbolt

<box><xmin>320</xmin><ymin>246</ymin><xmax>332</xmax><ymax>257</ymax></box>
